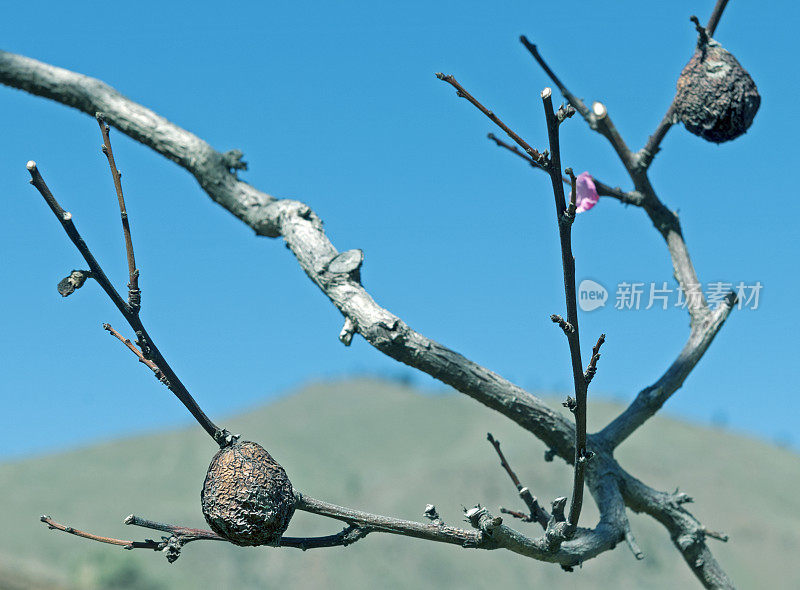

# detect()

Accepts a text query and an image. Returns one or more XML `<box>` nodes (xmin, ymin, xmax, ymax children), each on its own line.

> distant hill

<box><xmin>1</xmin><ymin>378</ymin><xmax>797</xmax><ymax>589</ymax></box>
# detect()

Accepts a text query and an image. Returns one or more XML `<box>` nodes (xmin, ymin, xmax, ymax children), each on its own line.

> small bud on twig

<box><xmin>57</xmin><ymin>270</ymin><xmax>92</xmax><ymax>297</ymax></box>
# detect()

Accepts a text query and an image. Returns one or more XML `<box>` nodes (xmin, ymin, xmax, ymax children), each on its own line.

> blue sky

<box><xmin>2</xmin><ymin>1</ymin><xmax>798</xmax><ymax>458</ymax></box>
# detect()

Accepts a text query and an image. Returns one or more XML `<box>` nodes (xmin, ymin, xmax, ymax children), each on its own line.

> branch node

<box><xmin>339</xmin><ymin>316</ymin><xmax>357</xmax><ymax>346</ymax></box>
<box><xmin>326</xmin><ymin>249</ymin><xmax>364</xmax><ymax>277</ymax></box>
<box><xmin>702</xmin><ymin>527</ymin><xmax>729</xmax><ymax>543</ymax></box>
<box><xmin>436</xmin><ymin>72</ymin><xmax>545</xmax><ymax>164</ymax></box>
<box><xmin>423</xmin><ymin>504</ymin><xmax>442</xmax><ymax>525</ymax></box>
<box><xmin>220</xmin><ymin>149</ymin><xmax>248</xmax><ymax>172</ymax></box>
<box><xmin>625</xmin><ymin>525</ymin><xmax>645</xmax><ymax>560</ymax></box>
<box><xmin>550</xmin><ymin>314</ymin><xmax>575</xmax><ymax>334</ymax></box>
<box><xmin>550</xmin><ymin>497</ymin><xmax>568</xmax><ymax>522</ymax></box>
<box><xmin>464</xmin><ymin>506</ymin><xmax>485</xmax><ymax>526</ymax></box>
<box><xmin>557</xmin><ymin>103</ymin><xmax>576</xmax><ymax>124</ymax></box>
<box><xmin>213</xmin><ymin>429</ymin><xmax>241</xmax><ymax>448</ymax></box>
<box><xmin>584</xmin><ymin>333</ymin><xmax>606</xmax><ymax>385</ymax></box>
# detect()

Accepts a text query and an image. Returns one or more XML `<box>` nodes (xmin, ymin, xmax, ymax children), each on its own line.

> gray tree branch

<box><xmin>520</xmin><ymin>4</ymin><xmax>737</xmax><ymax>457</ymax></box>
<box><xmin>2</xmin><ymin>39</ymin><xmax>736</xmax><ymax>586</ymax></box>
<box><xmin>0</xmin><ymin>49</ymin><xmax>576</xmax><ymax>462</ymax></box>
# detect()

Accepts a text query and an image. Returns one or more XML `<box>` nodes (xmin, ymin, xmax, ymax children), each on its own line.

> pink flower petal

<box><xmin>575</xmin><ymin>172</ymin><xmax>599</xmax><ymax>213</ymax></box>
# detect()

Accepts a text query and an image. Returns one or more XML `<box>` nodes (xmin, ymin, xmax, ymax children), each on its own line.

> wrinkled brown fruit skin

<box><xmin>201</xmin><ymin>441</ymin><xmax>295</xmax><ymax>546</ymax></box>
<box><xmin>674</xmin><ymin>40</ymin><xmax>760</xmax><ymax>143</ymax></box>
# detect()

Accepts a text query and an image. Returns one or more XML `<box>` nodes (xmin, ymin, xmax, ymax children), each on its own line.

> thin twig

<box><xmin>97</xmin><ymin>114</ymin><xmax>140</xmax><ymax>312</ymax></box>
<box><xmin>550</xmin><ymin>314</ymin><xmax>574</xmax><ymax>335</ymax></box>
<box><xmin>589</xmin><ymin>101</ymin><xmax>638</xmax><ymax>173</ymax></box>
<box><xmin>702</xmin><ymin>527</ymin><xmax>729</xmax><ymax>543</ymax></box>
<box><xmin>486</xmin><ymin>433</ymin><xmax>523</xmax><ymax>487</ymax></box>
<box><xmin>541</xmin><ymin>89</ymin><xmax>589</xmax><ymax>533</ymax></box>
<box><xmin>521</xmin><ymin>38</ymin><xmax>637</xmax><ymax>171</ymax></box>
<box><xmin>125</xmin><ymin>514</ymin><xmax>372</xmax><ymax>551</ymax></box>
<box><xmin>500</xmin><ymin>507</ymin><xmax>533</xmax><ymax>522</ymax></box>
<box><xmin>487</xmin><ymin>133</ymin><xmax>641</xmax><ymax>205</ymax></box>
<box><xmin>520</xmin><ymin>37</ymin><xmax>591</xmax><ymax>120</ymax></box>
<box><xmin>639</xmin><ymin>104</ymin><xmax>677</xmax><ymax>169</ymax></box>
<box><xmin>584</xmin><ymin>333</ymin><xmax>606</xmax><ymax>385</ymax></box>
<box><xmin>277</xmin><ymin>525</ymin><xmax>371</xmax><ymax>550</ymax></box>
<box><xmin>103</xmin><ymin>322</ymin><xmax>168</xmax><ymax>385</ymax></box>
<box><xmin>43</xmin><ymin>514</ymin><xmax>225</xmax><ymax>563</ymax></box>
<box><xmin>487</xmin><ymin>132</ymin><xmax>546</xmax><ymax>171</ymax></box>
<box><xmin>487</xmin><ymin>433</ymin><xmax>550</xmax><ymax>529</ymax></box>
<box><xmin>624</xmin><ymin>522</ymin><xmax>645</xmax><ymax>560</ymax></box>
<box><xmin>522</xmin><ymin>32</ymin><xmax>713</xmax><ymax>327</ymax></box>
<box><xmin>41</xmin><ymin>515</ymin><xmax>144</xmax><ymax>549</ymax></box>
<box><xmin>435</xmin><ymin>73</ymin><xmax>545</xmax><ymax>165</ymax></box>
<box><xmin>42</xmin><ymin>513</ymin><xmax>370</xmax><ymax>562</ymax></box>
<box><xmin>26</xmin><ymin>161</ymin><xmax>228</xmax><ymax>445</ymax></box>
<box><xmin>706</xmin><ymin>0</ymin><xmax>730</xmax><ymax>37</ymax></box>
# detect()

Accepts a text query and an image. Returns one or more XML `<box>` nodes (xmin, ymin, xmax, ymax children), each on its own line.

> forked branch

<box><xmin>40</xmin><ymin>514</ymin><xmax>371</xmax><ymax>562</ymax></box>
<box><xmin>521</xmin><ymin>3</ymin><xmax>736</xmax><ymax>448</ymax></box>
<box><xmin>487</xmin><ymin>433</ymin><xmax>550</xmax><ymax>529</ymax></box>
<box><xmin>2</xmin><ymin>3</ymin><xmax>742</xmax><ymax>581</ymax></box>
<box><xmin>25</xmin><ymin>161</ymin><xmax>229</xmax><ymax>446</ymax></box>
<box><xmin>435</xmin><ymin>73</ymin><xmax>546</xmax><ymax>165</ymax></box>
<box><xmin>541</xmin><ymin>88</ymin><xmax>592</xmax><ymax>534</ymax></box>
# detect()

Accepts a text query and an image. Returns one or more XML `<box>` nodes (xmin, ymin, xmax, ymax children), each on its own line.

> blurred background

<box><xmin>1</xmin><ymin>1</ymin><xmax>798</xmax><ymax>588</ymax></box>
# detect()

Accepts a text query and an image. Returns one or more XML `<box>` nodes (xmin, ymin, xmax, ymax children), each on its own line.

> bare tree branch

<box><xmin>97</xmin><ymin>115</ymin><xmax>140</xmax><ymax>312</ymax></box>
<box><xmin>430</xmin><ymin>76</ymin><xmax>596</xmax><ymax>537</ymax></box>
<box><xmin>40</xmin><ymin>514</ymin><xmax>225</xmax><ymax>563</ymax></box>
<box><xmin>103</xmin><ymin>322</ymin><xmax>169</xmax><ymax>386</ymax></box>
<box><xmin>706</xmin><ymin>0</ymin><xmax>730</xmax><ymax>37</ymax></box>
<box><xmin>599</xmin><ymin>294</ymin><xmax>736</xmax><ymax>447</ymax></box>
<box><xmin>41</xmin><ymin>515</ymin><xmax>150</xmax><ymax>549</ymax></box>
<box><xmin>519</xmin><ymin>39</ymin><xmax>711</xmax><ymax>329</ymax></box>
<box><xmin>619</xmin><ymin>465</ymin><xmax>734</xmax><ymax>589</ymax></box>
<box><xmin>296</xmin><ymin>492</ymin><xmax>626</xmax><ymax>568</ymax></box>
<box><xmin>588</xmin><ymin>101</ymin><xmax>639</xmax><ymax>174</ymax></box>
<box><xmin>435</xmin><ymin>73</ymin><xmax>546</xmax><ymax>164</ymax></box>
<box><xmin>488</xmin><ymin>131</ymin><xmax>637</xmax><ymax>210</ymax></box>
<box><xmin>487</xmin><ymin>433</ymin><xmax>550</xmax><ymax>528</ymax></box>
<box><xmin>520</xmin><ymin>12</ymin><xmax>740</xmax><ymax>459</ymax></box>
<box><xmin>541</xmin><ymin>89</ymin><xmax>591</xmax><ymax>535</ymax></box>
<box><xmin>2</xmin><ymin>49</ymin><xmax>576</xmax><ymax>461</ymax></box>
<box><xmin>41</xmin><ymin>514</ymin><xmax>370</xmax><ymax>562</ymax></box>
<box><xmin>2</xmin><ymin>19</ymin><xmax>742</xmax><ymax>581</ymax></box>
<box><xmin>25</xmin><ymin>160</ymin><xmax>228</xmax><ymax>445</ymax></box>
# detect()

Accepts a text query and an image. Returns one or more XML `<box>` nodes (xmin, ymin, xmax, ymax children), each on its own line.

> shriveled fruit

<box><xmin>201</xmin><ymin>440</ymin><xmax>295</xmax><ymax>546</ymax></box>
<box><xmin>674</xmin><ymin>38</ymin><xmax>760</xmax><ymax>143</ymax></box>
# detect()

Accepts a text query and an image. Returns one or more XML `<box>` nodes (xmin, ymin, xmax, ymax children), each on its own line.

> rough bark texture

<box><xmin>675</xmin><ymin>40</ymin><xmax>760</xmax><ymax>143</ymax></box>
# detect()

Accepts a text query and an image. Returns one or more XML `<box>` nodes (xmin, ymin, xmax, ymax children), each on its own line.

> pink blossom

<box><xmin>574</xmin><ymin>172</ymin><xmax>599</xmax><ymax>213</ymax></box>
